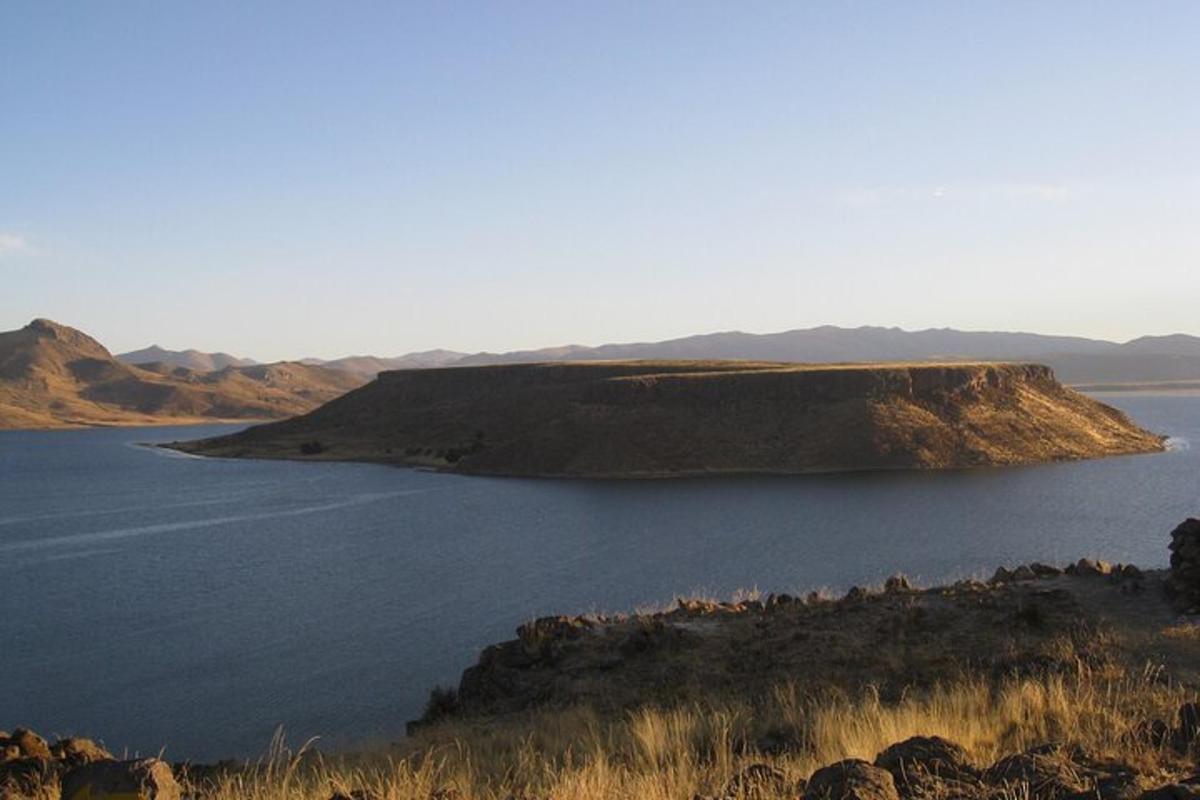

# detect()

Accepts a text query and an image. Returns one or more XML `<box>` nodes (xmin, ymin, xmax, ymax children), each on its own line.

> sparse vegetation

<box><xmin>178</xmin><ymin>666</ymin><xmax>1193</xmax><ymax>799</ymax></box>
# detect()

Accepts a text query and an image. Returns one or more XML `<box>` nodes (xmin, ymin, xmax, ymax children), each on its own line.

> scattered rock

<box><xmin>808</xmin><ymin>759</ymin><xmax>899</xmax><ymax>800</ymax></box>
<box><xmin>1012</xmin><ymin>565</ymin><xmax>1038</xmax><ymax>581</ymax></box>
<box><xmin>60</xmin><ymin>758</ymin><xmax>180</xmax><ymax>800</ymax></box>
<box><xmin>1068</xmin><ymin>558</ymin><xmax>1112</xmax><ymax>577</ymax></box>
<box><xmin>517</xmin><ymin>616</ymin><xmax>594</xmax><ymax>644</ymax></box>
<box><xmin>766</xmin><ymin>594</ymin><xmax>797</xmax><ymax>610</ymax></box>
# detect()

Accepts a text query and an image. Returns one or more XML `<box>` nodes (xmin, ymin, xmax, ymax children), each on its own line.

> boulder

<box><xmin>1091</xmin><ymin>770</ymin><xmax>1148</xmax><ymax>800</ymax></box>
<box><xmin>1130</xmin><ymin>719</ymin><xmax>1171</xmax><ymax>748</ymax></box>
<box><xmin>874</xmin><ymin>736</ymin><xmax>981</xmax><ymax>799</ymax></box>
<box><xmin>60</xmin><ymin>758</ymin><xmax>180</xmax><ymax>800</ymax></box>
<box><xmin>51</xmin><ymin>737</ymin><xmax>113</xmax><ymax>767</ymax></box>
<box><xmin>718</xmin><ymin>763</ymin><xmax>794</xmax><ymax>800</ymax></box>
<box><xmin>874</xmin><ymin>736</ymin><xmax>976</xmax><ymax>779</ymax></box>
<box><xmin>754</xmin><ymin>726</ymin><xmax>804</xmax><ymax>756</ymax></box>
<box><xmin>1169</xmin><ymin>520</ymin><xmax>1200</xmax><ymax>612</ymax></box>
<box><xmin>8</xmin><ymin>730</ymin><xmax>49</xmax><ymax>761</ymax></box>
<box><xmin>1179</xmin><ymin>703</ymin><xmax>1200</xmax><ymax>742</ymax></box>
<box><xmin>1030</xmin><ymin>563</ymin><xmax>1063</xmax><ymax>577</ymax></box>
<box><xmin>0</xmin><ymin>758</ymin><xmax>52</xmax><ymax>799</ymax></box>
<box><xmin>984</xmin><ymin>747</ymin><xmax>1089</xmax><ymax>799</ymax></box>
<box><xmin>808</xmin><ymin>759</ymin><xmax>899</xmax><ymax>800</ymax></box>
<box><xmin>885</xmin><ymin>575</ymin><xmax>913</xmax><ymax>593</ymax></box>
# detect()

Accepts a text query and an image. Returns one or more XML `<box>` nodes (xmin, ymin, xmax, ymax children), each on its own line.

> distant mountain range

<box><xmin>113</xmin><ymin>326</ymin><xmax>1200</xmax><ymax>387</ymax></box>
<box><xmin>9</xmin><ymin>319</ymin><xmax>1200</xmax><ymax>430</ymax></box>
<box><xmin>447</xmin><ymin>326</ymin><xmax>1200</xmax><ymax>388</ymax></box>
<box><xmin>1</xmin><ymin>319</ymin><xmax>366</xmax><ymax>430</ymax></box>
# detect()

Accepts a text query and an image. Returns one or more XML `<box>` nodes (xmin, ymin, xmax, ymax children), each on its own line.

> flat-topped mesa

<box><xmin>171</xmin><ymin>360</ymin><xmax>1165</xmax><ymax>477</ymax></box>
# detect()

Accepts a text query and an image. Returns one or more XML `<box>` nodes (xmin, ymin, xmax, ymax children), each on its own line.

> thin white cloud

<box><xmin>836</xmin><ymin>182</ymin><xmax>1072</xmax><ymax>208</ymax></box>
<box><xmin>997</xmin><ymin>183</ymin><xmax>1070</xmax><ymax>203</ymax></box>
<box><xmin>0</xmin><ymin>232</ymin><xmax>31</xmax><ymax>257</ymax></box>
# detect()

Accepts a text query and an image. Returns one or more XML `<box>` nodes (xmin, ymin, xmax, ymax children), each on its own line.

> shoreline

<box><xmin>161</xmin><ymin>438</ymin><xmax>1169</xmax><ymax>479</ymax></box>
<box><xmin>0</xmin><ymin>417</ymin><xmax>274</xmax><ymax>433</ymax></box>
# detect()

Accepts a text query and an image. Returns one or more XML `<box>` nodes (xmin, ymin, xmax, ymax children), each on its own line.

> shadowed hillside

<box><xmin>0</xmin><ymin>319</ymin><xmax>366</xmax><ymax>429</ymax></box>
<box><xmin>173</xmin><ymin>360</ymin><xmax>1164</xmax><ymax>476</ymax></box>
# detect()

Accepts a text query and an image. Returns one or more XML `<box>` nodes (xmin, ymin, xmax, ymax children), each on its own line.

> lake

<box><xmin>1</xmin><ymin>394</ymin><xmax>1198</xmax><ymax>761</ymax></box>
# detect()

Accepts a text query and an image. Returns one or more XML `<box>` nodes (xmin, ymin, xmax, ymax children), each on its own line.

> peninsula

<box><xmin>171</xmin><ymin>360</ymin><xmax>1164</xmax><ymax>476</ymax></box>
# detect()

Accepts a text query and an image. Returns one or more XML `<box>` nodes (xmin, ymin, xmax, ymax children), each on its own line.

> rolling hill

<box><xmin>300</xmin><ymin>349</ymin><xmax>466</xmax><ymax>378</ymax></box>
<box><xmin>0</xmin><ymin>319</ymin><xmax>366</xmax><ymax>430</ymax></box>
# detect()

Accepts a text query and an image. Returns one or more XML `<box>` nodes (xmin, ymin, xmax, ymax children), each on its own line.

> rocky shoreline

<box><xmin>417</xmin><ymin>554</ymin><xmax>1171</xmax><ymax>728</ymax></box>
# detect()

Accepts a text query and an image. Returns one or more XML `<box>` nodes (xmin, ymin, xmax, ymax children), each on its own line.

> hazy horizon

<box><xmin>4</xmin><ymin>2</ymin><xmax>1199</xmax><ymax>360</ymax></box>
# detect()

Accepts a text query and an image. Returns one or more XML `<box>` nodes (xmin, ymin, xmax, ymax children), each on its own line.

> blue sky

<box><xmin>2</xmin><ymin>2</ymin><xmax>1198</xmax><ymax>360</ymax></box>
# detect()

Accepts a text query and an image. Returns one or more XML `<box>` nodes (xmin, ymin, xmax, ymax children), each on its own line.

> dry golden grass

<box><xmin>189</xmin><ymin>664</ymin><xmax>1190</xmax><ymax>800</ymax></box>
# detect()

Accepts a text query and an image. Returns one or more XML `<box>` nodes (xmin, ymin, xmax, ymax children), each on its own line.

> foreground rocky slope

<box><xmin>0</xmin><ymin>319</ymin><xmax>365</xmax><ymax>429</ymax></box>
<box><xmin>11</xmin><ymin>521</ymin><xmax>1200</xmax><ymax>799</ymax></box>
<box><xmin>421</xmin><ymin>524</ymin><xmax>1200</xmax><ymax>728</ymax></box>
<box><xmin>173</xmin><ymin>360</ymin><xmax>1164</xmax><ymax>476</ymax></box>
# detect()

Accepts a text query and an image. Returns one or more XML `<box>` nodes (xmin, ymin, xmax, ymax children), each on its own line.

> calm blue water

<box><xmin>1</xmin><ymin>395</ymin><xmax>1198</xmax><ymax>761</ymax></box>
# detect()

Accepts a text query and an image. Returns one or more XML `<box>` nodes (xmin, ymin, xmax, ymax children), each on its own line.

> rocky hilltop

<box><xmin>173</xmin><ymin>360</ymin><xmax>1164</xmax><ymax>476</ymax></box>
<box><xmin>0</xmin><ymin>319</ymin><xmax>366</xmax><ymax>430</ymax></box>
